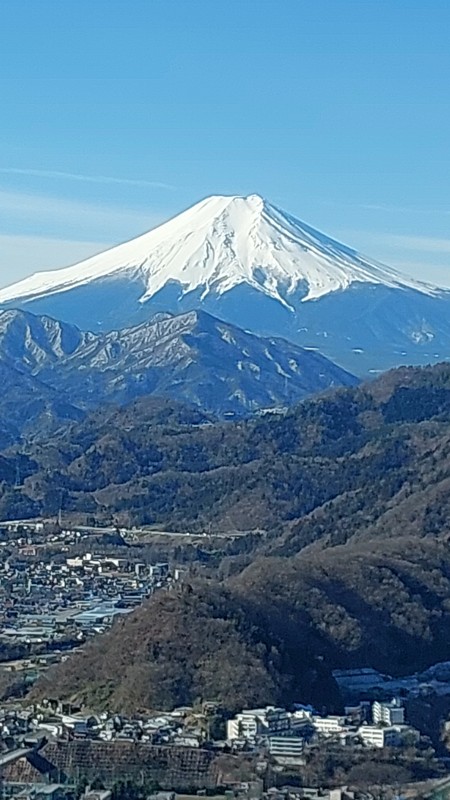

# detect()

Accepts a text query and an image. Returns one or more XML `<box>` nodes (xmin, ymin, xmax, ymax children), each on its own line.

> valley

<box><xmin>1</xmin><ymin>200</ymin><xmax>450</xmax><ymax>799</ymax></box>
<box><xmin>2</xmin><ymin>4</ymin><xmax>448</xmax><ymax>799</ymax></box>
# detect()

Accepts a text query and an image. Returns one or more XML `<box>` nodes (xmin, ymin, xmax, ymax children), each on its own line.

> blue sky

<box><xmin>1</xmin><ymin>0</ymin><xmax>449</xmax><ymax>288</ymax></box>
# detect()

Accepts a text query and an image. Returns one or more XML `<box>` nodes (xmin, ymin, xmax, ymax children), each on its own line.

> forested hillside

<box><xmin>33</xmin><ymin>536</ymin><xmax>450</xmax><ymax>712</ymax></box>
<box><xmin>18</xmin><ymin>363</ymin><xmax>450</xmax><ymax>712</ymax></box>
<box><xmin>2</xmin><ymin>363</ymin><xmax>450</xmax><ymax>550</ymax></box>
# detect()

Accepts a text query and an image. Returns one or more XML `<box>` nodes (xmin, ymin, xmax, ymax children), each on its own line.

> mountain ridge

<box><xmin>1</xmin><ymin>194</ymin><xmax>449</xmax><ymax>374</ymax></box>
<box><xmin>0</xmin><ymin>307</ymin><xmax>357</xmax><ymax>431</ymax></box>
<box><xmin>3</xmin><ymin>360</ymin><xmax>450</xmax><ymax>534</ymax></box>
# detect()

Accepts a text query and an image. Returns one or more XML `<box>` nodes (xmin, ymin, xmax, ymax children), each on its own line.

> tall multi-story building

<box><xmin>268</xmin><ymin>736</ymin><xmax>305</xmax><ymax>758</ymax></box>
<box><xmin>372</xmin><ymin>699</ymin><xmax>405</xmax><ymax>726</ymax></box>
<box><xmin>226</xmin><ymin>706</ymin><xmax>290</xmax><ymax>742</ymax></box>
<box><xmin>357</xmin><ymin>725</ymin><xmax>402</xmax><ymax>748</ymax></box>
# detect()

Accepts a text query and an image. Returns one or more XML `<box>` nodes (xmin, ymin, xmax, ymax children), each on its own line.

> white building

<box><xmin>227</xmin><ymin>706</ymin><xmax>290</xmax><ymax>742</ymax></box>
<box><xmin>372</xmin><ymin>699</ymin><xmax>405</xmax><ymax>726</ymax></box>
<box><xmin>268</xmin><ymin>736</ymin><xmax>305</xmax><ymax>758</ymax></box>
<box><xmin>227</xmin><ymin>712</ymin><xmax>259</xmax><ymax>741</ymax></box>
<box><xmin>312</xmin><ymin>715</ymin><xmax>346</xmax><ymax>738</ymax></box>
<box><xmin>357</xmin><ymin>724</ymin><xmax>403</xmax><ymax>748</ymax></box>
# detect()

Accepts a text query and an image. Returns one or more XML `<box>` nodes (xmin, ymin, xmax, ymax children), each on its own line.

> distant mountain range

<box><xmin>1</xmin><ymin>193</ymin><xmax>449</xmax><ymax>374</ymax></box>
<box><xmin>4</xmin><ymin>359</ymin><xmax>450</xmax><ymax>534</ymax></box>
<box><xmin>0</xmin><ymin>307</ymin><xmax>357</xmax><ymax>436</ymax></box>
<box><xmin>24</xmin><ymin>362</ymin><xmax>450</xmax><ymax>714</ymax></box>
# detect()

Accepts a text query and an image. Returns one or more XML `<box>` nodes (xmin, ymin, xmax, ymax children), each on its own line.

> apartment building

<box><xmin>372</xmin><ymin>699</ymin><xmax>405</xmax><ymax>726</ymax></box>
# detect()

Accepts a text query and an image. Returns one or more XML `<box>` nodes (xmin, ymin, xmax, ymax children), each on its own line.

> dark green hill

<box><xmin>4</xmin><ymin>362</ymin><xmax>450</xmax><ymax>548</ymax></box>
<box><xmin>32</xmin><ymin>578</ymin><xmax>340</xmax><ymax>713</ymax></box>
<box><xmin>32</xmin><ymin>536</ymin><xmax>450</xmax><ymax>712</ymax></box>
<box><xmin>233</xmin><ymin>537</ymin><xmax>450</xmax><ymax>675</ymax></box>
<box><xmin>0</xmin><ymin>359</ymin><xmax>83</xmax><ymax>447</ymax></box>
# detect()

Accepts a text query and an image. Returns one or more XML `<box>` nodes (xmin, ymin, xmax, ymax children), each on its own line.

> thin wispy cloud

<box><xmin>0</xmin><ymin>188</ymin><xmax>169</xmax><ymax>286</ymax></box>
<box><xmin>0</xmin><ymin>234</ymin><xmax>112</xmax><ymax>288</ymax></box>
<box><xmin>0</xmin><ymin>167</ymin><xmax>175</xmax><ymax>191</ymax></box>
<box><xmin>0</xmin><ymin>188</ymin><xmax>166</xmax><ymax>234</ymax></box>
<box><xmin>389</xmin><ymin>259</ymin><xmax>450</xmax><ymax>288</ymax></box>
<box><xmin>383</xmin><ymin>233</ymin><xmax>450</xmax><ymax>254</ymax></box>
<box><xmin>320</xmin><ymin>199</ymin><xmax>450</xmax><ymax>216</ymax></box>
<box><xmin>337</xmin><ymin>228</ymin><xmax>450</xmax><ymax>286</ymax></box>
<box><xmin>344</xmin><ymin>230</ymin><xmax>450</xmax><ymax>255</ymax></box>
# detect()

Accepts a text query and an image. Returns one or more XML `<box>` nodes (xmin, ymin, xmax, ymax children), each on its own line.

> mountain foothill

<box><xmin>2</xmin><ymin>194</ymin><xmax>450</xmax><ymax>712</ymax></box>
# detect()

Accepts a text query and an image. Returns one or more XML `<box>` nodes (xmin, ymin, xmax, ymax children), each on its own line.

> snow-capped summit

<box><xmin>0</xmin><ymin>193</ymin><xmax>437</xmax><ymax>309</ymax></box>
<box><xmin>1</xmin><ymin>193</ymin><xmax>450</xmax><ymax>374</ymax></box>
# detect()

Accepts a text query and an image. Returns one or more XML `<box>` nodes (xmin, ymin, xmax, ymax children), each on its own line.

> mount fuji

<box><xmin>1</xmin><ymin>193</ymin><xmax>450</xmax><ymax>374</ymax></box>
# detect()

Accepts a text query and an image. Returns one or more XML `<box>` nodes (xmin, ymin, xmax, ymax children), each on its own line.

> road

<box><xmin>1</xmin><ymin>519</ymin><xmax>261</xmax><ymax>539</ymax></box>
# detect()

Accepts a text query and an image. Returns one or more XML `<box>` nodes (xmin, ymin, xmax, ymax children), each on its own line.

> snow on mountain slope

<box><xmin>0</xmin><ymin>308</ymin><xmax>358</xmax><ymax>422</ymax></box>
<box><xmin>0</xmin><ymin>308</ymin><xmax>89</xmax><ymax>369</ymax></box>
<box><xmin>2</xmin><ymin>194</ymin><xmax>450</xmax><ymax>376</ymax></box>
<box><xmin>0</xmin><ymin>193</ymin><xmax>438</xmax><ymax>307</ymax></box>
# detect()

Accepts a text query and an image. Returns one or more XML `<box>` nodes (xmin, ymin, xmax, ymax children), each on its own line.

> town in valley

<box><xmin>0</xmin><ymin>519</ymin><xmax>449</xmax><ymax>800</ymax></box>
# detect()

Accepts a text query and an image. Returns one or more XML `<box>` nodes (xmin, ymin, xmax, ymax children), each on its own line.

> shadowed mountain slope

<box><xmin>32</xmin><ymin>537</ymin><xmax>450</xmax><ymax>712</ymax></box>
<box><xmin>2</xmin><ymin>363</ymin><xmax>450</xmax><ymax>544</ymax></box>
<box><xmin>0</xmin><ymin>308</ymin><xmax>357</xmax><ymax>429</ymax></box>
